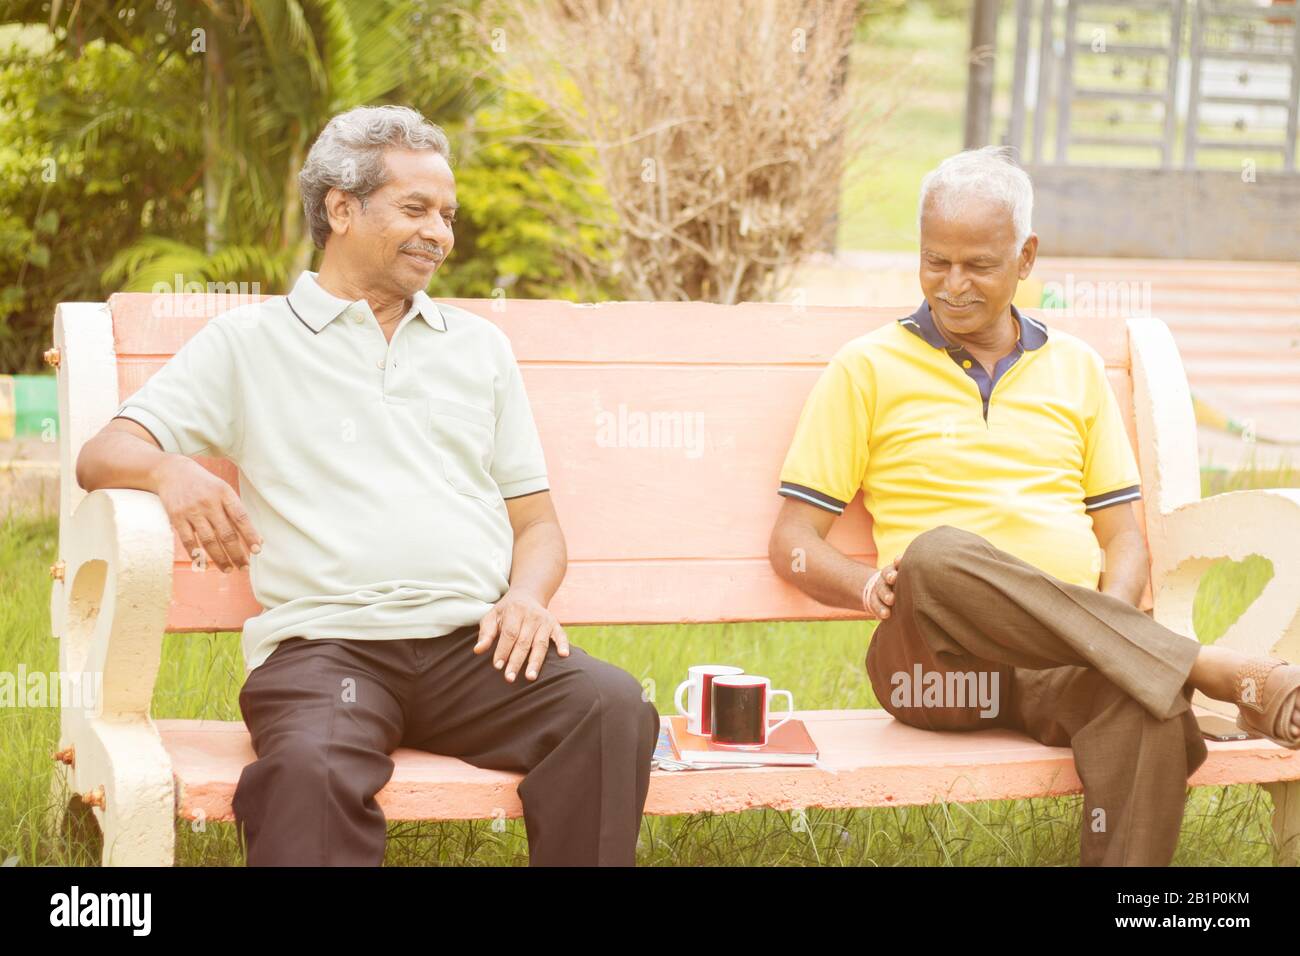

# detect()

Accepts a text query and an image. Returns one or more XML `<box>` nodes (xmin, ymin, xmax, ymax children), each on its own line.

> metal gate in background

<box><xmin>1000</xmin><ymin>0</ymin><xmax>1300</xmax><ymax>257</ymax></box>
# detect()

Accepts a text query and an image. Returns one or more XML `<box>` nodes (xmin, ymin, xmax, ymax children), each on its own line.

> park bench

<box><xmin>46</xmin><ymin>292</ymin><xmax>1300</xmax><ymax>865</ymax></box>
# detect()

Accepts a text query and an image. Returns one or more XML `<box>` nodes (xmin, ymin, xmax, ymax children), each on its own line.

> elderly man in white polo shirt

<box><xmin>76</xmin><ymin>105</ymin><xmax>662</xmax><ymax>867</ymax></box>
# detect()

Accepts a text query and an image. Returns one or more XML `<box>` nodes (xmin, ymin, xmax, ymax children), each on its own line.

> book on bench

<box><xmin>653</xmin><ymin>715</ymin><xmax>819</xmax><ymax>770</ymax></box>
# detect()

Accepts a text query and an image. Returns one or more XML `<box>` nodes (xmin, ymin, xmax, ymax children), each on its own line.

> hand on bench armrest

<box><xmin>1149</xmin><ymin>488</ymin><xmax>1300</xmax><ymax>661</ymax></box>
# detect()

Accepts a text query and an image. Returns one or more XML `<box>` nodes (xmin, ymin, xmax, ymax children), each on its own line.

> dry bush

<box><xmin>481</xmin><ymin>0</ymin><xmax>881</xmax><ymax>303</ymax></box>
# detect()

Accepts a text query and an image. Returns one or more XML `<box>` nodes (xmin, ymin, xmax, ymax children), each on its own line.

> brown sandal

<box><xmin>1234</xmin><ymin>658</ymin><xmax>1300</xmax><ymax>749</ymax></box>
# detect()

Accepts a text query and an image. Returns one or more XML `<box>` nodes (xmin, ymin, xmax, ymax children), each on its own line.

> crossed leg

<box><xmin>1012</xmin><ymin>665</ymin><xmax>1205</xmax><ymax>865</ymax></box>
<box><xmin>865</xmin><ymin>524</ymin><xmax>1209</xmax><ymax>866</ymax></box>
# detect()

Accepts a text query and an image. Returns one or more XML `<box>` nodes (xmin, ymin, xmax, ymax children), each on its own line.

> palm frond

<box><xmin>102</xmin><ymin>237</ymin><xmax>295</xmax><ymax>293</ymax></box>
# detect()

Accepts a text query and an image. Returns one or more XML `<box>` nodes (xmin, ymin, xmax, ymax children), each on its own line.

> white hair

<box><xmin>917</xmin><ymin>146</ymin><xmax>1034</xmax><ymax>251</ymax></box>
<box><xmin>299</xmin><ymin>105</ymin><xmax>451</xmax><ymax>249</ymax></box>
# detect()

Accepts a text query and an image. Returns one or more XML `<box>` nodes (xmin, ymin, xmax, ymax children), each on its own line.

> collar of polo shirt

<box><xmin>901</xmin><ymin>298</ymin><xmax>1048</xmax><ymax>354</ymax></box>
<box><xmin>285</xmin><ymin>270</ymin><xmax>448</xmax><ymax>334</ymax></box>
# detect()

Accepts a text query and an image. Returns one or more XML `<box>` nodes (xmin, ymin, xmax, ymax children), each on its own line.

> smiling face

<box><xmin>918</xmin><ymin>194</ymin><xmax>1037</xmax><ymax>340</ymax></box>
<box><xmin>324</xmin><ymin>147</ymin><xmax>458</xmax><ymax>299</ymax></box>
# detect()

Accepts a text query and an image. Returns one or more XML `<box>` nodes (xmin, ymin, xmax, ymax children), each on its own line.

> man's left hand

<box><xmin>474</xmin><ymin>589</ymin><xmax>570</xmax><ymax>682</ymax></box>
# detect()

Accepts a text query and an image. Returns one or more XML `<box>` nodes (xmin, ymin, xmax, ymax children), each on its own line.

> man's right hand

<box><xmin>154</xmin><ymin>456</ymin><xmax>262</xmax><ymax>573</ymax></box>
<box><xmin>864</xmin><ymin>555</ymin><xmax>902</xmax><ymax>619</ymax></box>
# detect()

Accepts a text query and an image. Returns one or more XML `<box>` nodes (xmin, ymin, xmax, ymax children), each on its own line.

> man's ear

<box><xmin>324</xmin><ymin>187</ymin><xmax>356</xmax><ymax>239</ymax></box>
<box><xmin>1018</xmin><ymin>232</ymin><xmax>1039</xmax><ymax>280</ymax></box>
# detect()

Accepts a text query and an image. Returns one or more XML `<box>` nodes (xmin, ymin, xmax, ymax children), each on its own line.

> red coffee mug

<box><xmin>710</xmin><ymin>675</ymin><xmax>794</xmax><ymax>749</ymax></box>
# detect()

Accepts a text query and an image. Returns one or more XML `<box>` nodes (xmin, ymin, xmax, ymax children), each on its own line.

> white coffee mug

<box><xmin>674</xmin><ymin>665</ymin><xmax>744</xmax><ymax>736</ymax></box>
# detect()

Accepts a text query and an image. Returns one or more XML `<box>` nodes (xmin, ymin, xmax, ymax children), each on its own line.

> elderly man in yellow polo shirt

<box><xmin>76</xmin><ymin>105</ymin><xmax>661</xmax><ymax>867</ymax></box>
<box><xmin>769</xmin><ymin>146</ymin><xmax>1300</xmax><ymax>867</ymax></box>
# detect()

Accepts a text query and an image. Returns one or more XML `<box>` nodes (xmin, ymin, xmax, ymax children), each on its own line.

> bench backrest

<box><xmin>67</xmin><ymin>294</ymin><xmax>1151</xmax><ymax>631</ymax></box>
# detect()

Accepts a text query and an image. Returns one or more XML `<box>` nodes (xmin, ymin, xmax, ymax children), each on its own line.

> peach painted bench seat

<box><xmin>48</xmin><ymin>293</ymin><xmax>1300</xmax><ymax>866</ymax></box>
<box><xmin>156</xmin><ymin>708</ymin><xmax>1300</xmax><ymax>824</ymax></box>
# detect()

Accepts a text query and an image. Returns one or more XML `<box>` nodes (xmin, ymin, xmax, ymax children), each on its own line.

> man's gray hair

<box><xmin>917</xmin><ymin>146</ymin><xmax>1034</xmax><ymax>251</ymax></box>
<box><xmin>299</xmin><ymin>105</ymin><xmax>451</xmax><ymax>249</ymax></box>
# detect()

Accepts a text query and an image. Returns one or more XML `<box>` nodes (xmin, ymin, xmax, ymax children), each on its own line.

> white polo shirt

<box><xmin>113</xmin><ymin>271</ymin><xmax>550</xmax><ymax>671</ymax></box>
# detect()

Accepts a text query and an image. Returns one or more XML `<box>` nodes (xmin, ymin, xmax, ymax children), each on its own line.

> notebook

<box><xmin>654</xmin><ymin>715</ymin><xmax>819</xmax><ymax>769</ymax></box>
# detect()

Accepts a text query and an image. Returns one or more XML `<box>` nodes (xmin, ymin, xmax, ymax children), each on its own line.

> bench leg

<box><xmin>99</xmin><ymin>726</ymin><xmax>177</xmax><ymax>867</ymax></box>
<box><xmin>49</xmin><ymin>777</ymin><xmax>105</xmax><ymax>862</ymax></box>
<box><xmin>59</xmin><ymin>719</ymin><xmax>178</xmax><ymax>866</ymax></box>
<box><xmin>1263</xmin><ymin>781</ymin><xmax>1300</xmax><ymax>866</ymax></box>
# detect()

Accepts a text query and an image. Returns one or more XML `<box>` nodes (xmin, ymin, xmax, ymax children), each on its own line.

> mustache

<box><xmin>399</xmin><ymin>242</ymin><xmax>445</xmax><ymax>260</ymax></box>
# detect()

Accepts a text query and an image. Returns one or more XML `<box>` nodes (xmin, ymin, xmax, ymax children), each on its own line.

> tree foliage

<box><xmin>0</xmin><ymin>0</ymin><xmax>618</xmax><ymax>371</ymax></box>
<box><xmin>0</xmin><ymin>30</ymin><xmax>202</xmax><ymax>369</ymax></box>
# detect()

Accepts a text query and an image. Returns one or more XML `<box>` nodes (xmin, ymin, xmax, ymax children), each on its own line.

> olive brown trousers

<box><xmin>866</xmin><ymin>525</ymin><xmax>1207</xmax><ymax>866</ymax></box>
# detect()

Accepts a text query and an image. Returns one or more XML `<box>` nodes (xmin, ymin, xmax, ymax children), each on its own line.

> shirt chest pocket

<box><xmin>427</xmin><ymin>397</ymin><xmax>499</xmax><ymax>502</ymax></box>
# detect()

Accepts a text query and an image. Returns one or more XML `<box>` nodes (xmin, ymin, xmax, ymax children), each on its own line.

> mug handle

<box><xmin>674</xmin><ymin>678</ymin><xmax>695</xmax><ymax>717</ymax></box>
<box><xmin>767</xmin><ymin>690</ymin><xmax>795</xmax><ymax>736</ymax></box>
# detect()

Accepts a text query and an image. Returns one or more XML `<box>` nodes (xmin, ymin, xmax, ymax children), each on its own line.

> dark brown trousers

<box><xmin>232</xmin><ymin>623</ymin><xmax>661</xmax><ymax>866</ymax></box>
<box><xmin>865</xmin><ymin>525</ymin><xmax>1208</xmax><ymax>866</ymax></box>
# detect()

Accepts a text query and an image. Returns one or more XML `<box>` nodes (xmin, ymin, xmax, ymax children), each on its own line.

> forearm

<box><xmin>506</xmin><ymin>517</ymin><xmax>567</xmax><ymax>605</ymax></box>
<box><xmin>1099</xmin><ymin>530</ymin><xmax>1148</xmax><ymax>606</ymax></box>
<box><xmin>76</xmin><ymin>432</ymin><xmax>181</xmax><ymax>494</ymax></box>
<box><xmin>770</xmin><ymin>523</ymin><xmax>874</xmax><ymax>612</ymax></box>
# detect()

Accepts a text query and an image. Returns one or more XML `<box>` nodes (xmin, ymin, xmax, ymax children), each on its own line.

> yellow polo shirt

<box><xmin>777</xmin><ymin>300</ymin><xmax>1141</xmax><ymax>589</ymax></box>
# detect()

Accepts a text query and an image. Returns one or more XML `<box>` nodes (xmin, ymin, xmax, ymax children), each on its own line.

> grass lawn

<box><xmin>1</xmin><ymin>464</ymin><xmax>1293</xmax><ymax>867</ymax></box>
<box><xmin>840</xmin><ymin>7</ymin><xmax>972</xmax><ymax>251</ymax></box>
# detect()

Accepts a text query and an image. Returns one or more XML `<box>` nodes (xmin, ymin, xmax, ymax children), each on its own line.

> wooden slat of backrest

<box><xmin>107</xmin><ymin>294</ymin><xmax>1139</xmax><ymax>631</ymax></box>
<box><xmin>1031</xmin><ymin>259</ymin><xmax>1300</xmax><ymax>439</ymax></box>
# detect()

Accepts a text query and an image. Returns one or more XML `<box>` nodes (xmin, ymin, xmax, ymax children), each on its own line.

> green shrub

<box><xmin>429</xmin><ymin>91</ymin><xmax>620</xmax><ymax>302</ymax></box>
<box><xmin>0</xmin><ymin>36</ymin><xmax>201</xmax><ymax>371</ymax></box>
